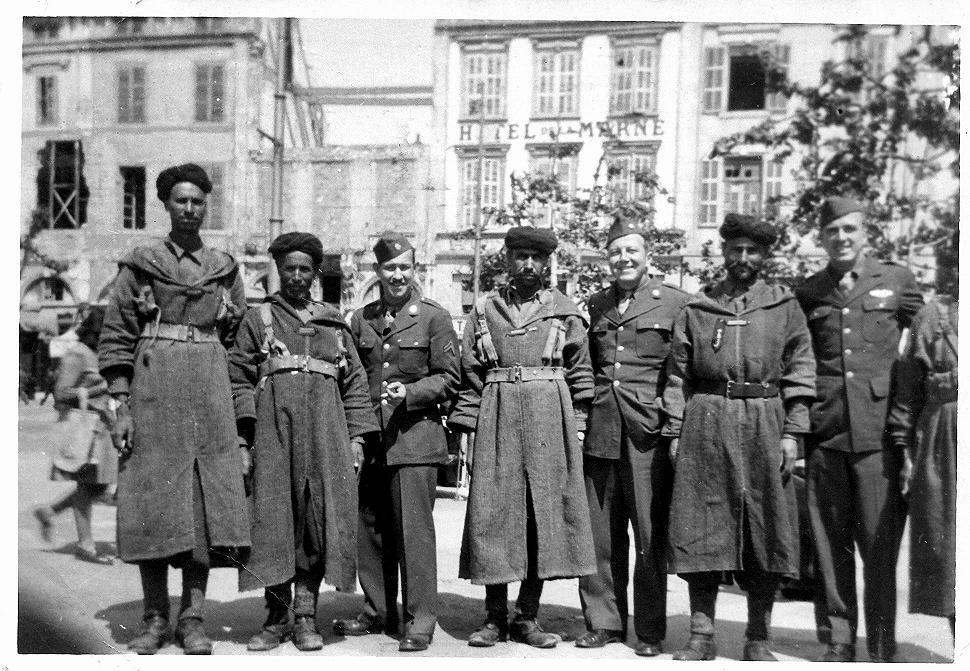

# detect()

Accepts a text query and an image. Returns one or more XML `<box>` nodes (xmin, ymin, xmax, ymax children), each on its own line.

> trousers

<box><xmin>263</xmin><ymin>564</ymin><xmax>326</xmax><ymax>624</ymax></box>
<box><xmin>139</xmin><ymin>559</ymin><xmax>208</xmax><ymax>622</ymax></box>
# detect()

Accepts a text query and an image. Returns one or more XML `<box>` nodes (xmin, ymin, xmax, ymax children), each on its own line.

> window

<box><xmin>698</xmin><ymin>158</ymin><xmax>721</xmax><ymax>227</ymax></box>
<box><xmin>117</xmin><ymin>66</ymin><xmax>146</xmax><ymax>123</ymax></box>
<box><xmin>460</xmin><ymin>154</ymin><xmax>505</xmax><ymax>228</ymax></box>
<box><xmin>528</xmin><ymin>147</ymin><xmax>579</xmax><ymax>195</ymax></box>
<box><xmin>194</xmin><ymin>18</ymin><xmax>228</xmax><ymax>32</ymax></box>
<box><xmin>36</xmin><ymin>75</ymin><xmax>57</xmax><ymax>126</ymax></box>
<box><xmin>461</xmin><ymin>48</ymin><xmax>507</xmax><ymax>119</ymax></box>
<box><xmin>194</xmin><ymin>63</ymin><xmax>226</xmax><ymax>122</ymax></box>
<box><xmin>114</xmin><ymin>17</ymin><xmax>146</xmax><ymax>35</ymax></box>
<box><xmin>763</xmin><ymin>158</ymin><xmax>784</xmax><ymax>217</ymax></box>
<box><xmin>702</xmin><ymin>43</ymin><xmax>791</xmax><ymax>113</ymax></box>
<box><xmin>312</xmin><ymin>162</ymin><xmax>350</xmax><ymax>230</ymax></box>
<box><xmin>373</xmin><ymin>159</ymin><xmax>417</xmax><ymax>230</ymax></box>
<box><xmin>120</xmin><ymin>166</ymin><xmax>146</xmax><ymax>230</ymax></box>
<box><xmin>610</xmin><ymin>42</ymin><xmax>659</xmax><ymax>115</ymax></box>
<box><xmin>533</xmin><ymin>45</ymin><xmax>579</xmax><ymax>117</ymax></box>
<box><xmin>30</xmin><ymin>20</ymin><xmax>59</xmax><ymax>40</ymax></box>
<box><xmin>723</xmin><ymin>158</ymin><xmax>763</xmax><ymax>216</ymax></box>
<box><xmin>36</xmin><ymin>140</ymin><xmax>89</xmax><ymax>229</ymax></box>
<box><xmin>199</xmin><ymin>164</ymin><xmax>225</xmax><ymax>230</ymax></box>
<box><xmin>607</xmin><ymin>146</ymin><xmax>658</xmax><ymax>202</ymax></box>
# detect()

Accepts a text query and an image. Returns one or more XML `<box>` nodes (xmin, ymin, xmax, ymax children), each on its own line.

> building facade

<box><xmin>427</xmin><ymin>20</ymin><xmax>956</xmax><ymax>316</ymax></box>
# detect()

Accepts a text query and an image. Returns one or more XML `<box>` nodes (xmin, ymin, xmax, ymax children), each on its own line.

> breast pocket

<box><xmin>862</xmin><ymin>295</ymin><xmax>899</xmax><ymax>342</ymax></box>
<box><xmin>398</xmin><ymin>337</ymin><xmax>430</xmax><ymax>375</ymax></box>
<box><xmin>635</xmin><ymin>316</ymin><xmax>673</xmax><ymax>357</ymax></box>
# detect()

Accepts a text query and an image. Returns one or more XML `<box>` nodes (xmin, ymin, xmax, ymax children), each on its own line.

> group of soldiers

<box><xmin>93</xmin><ymin>163</ymin><xmax>946</xmax><ymax>660</ymax></box>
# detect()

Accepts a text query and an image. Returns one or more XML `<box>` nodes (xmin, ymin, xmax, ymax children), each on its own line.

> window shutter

<box><xmin>767</xmin><ymin>43</ymin><xmax>790</xmax><ymax>113</ymax></box>
<box><xmin>699</xmin><ymin>158</ymin><xmax>720</xmax><ymax>226</ymax></box>
<box><xmin>194</xmin><ymin>65</ymin><xmax>208</xmax><ymax>121</ymax></box>
<box><xmin>702</xmin><ymin>47</ymin><xmax>725</xmax><ymax>113</ymax></box>
<box><xmin>534</xmin><ymin>51</ymin><xmax>555</xmax><ymax>116</ymax></box>
<box><xmin>132</xmin><ymin>67</ymin><xmax>145</xmax><ymax>122</ymax></box>
<box><xmin>635</xmin><ymin>45</ymin><xmax>657</xmax><ymax>114</ymax></box>
<box><xmin>211</xmin><ymin>65</ymin><xmax>225</xmax><ymax>121</ymax></box>
<box><xmin>118</xmin><ymin>69</ymin><xmax>130</xmax><ymax>122</ymax></box>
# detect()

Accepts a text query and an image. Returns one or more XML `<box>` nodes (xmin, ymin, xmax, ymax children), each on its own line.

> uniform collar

<box><xmin>165</xmin><ymin>236</ymin><xmax>203</xmax><ymax>264</ymax></box>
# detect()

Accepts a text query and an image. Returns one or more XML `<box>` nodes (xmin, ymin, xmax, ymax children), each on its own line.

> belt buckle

<box><xmin>725</xmin><ymin>380</ymin><xmax>736</xmax><ymax>397</ymax></box>
<box><xmin>186</xmin><ymin>324</ymin><xmax>196</xmax><ymax>342</ymax></box>
<box><xmin>300</xmin><ymin>355</ymin><xmax>310</xmax><ymax>373</ymax></box>
<box><xmin>513</xmin><ymin>364</ymin><xmax>522</xmax><ymax>382</ymax></box>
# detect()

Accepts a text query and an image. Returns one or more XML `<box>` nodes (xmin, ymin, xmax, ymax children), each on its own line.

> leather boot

<box><xmin>292</xmin><ymin>616</ymin><xmax>324</xmax><ymax>651</ymax></box>
<box><xmin>468</xmin><ymin>620</ymin><xmax>509</xmax><ymax>647</ymax></box>
<box><xmin>333</xmin><ymin>612</ymin><xmax>386</xmax><ymax>636</ymax></box>
<box><xmin>249</xmin><ymin>585</ymin><xmax>293</xmax><ymax>651</ymax></box>
<box><xmin>575</xmin><ymin>629</ymin><xmax>623</xmax><ymax>648</ymax></box>
<box><xmin>510</xmin><ymin>617</ymin><xmax>558</xmax><ymax>648</ymax></box>
<box><xmin>672</xmin><ymin>635</ymin><xmax>717</xmax><ymax>661</ymax></box>
<box><xmin>176</xmin><ymin>617</ymin><xmax>212</xmax><ymax>655</ymax></box>
<box><xmin>815</xmin><ymin>643</ymin><xmax>856</xmax><ymax>662</ymax></box>
<box><xmin>128</xmin><ymin>614</ymin><xmax>171</xmax><ymax>655</ymax></box>
<box><xmin>743</xmin><ymin>640</ymin><xmax>779</xmax><ymax>661</ymax></box>
<box><xmin>247</xmin><ymin>624</ymin><xmax>290</xmax><ymax>651</ymax></box>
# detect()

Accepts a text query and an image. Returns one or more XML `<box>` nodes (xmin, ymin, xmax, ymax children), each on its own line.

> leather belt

<box><xmin>259</xmin><ymin>355</ymin><xmax>340</xmax><ymax>379</ymax></box>
<box><xmin>140</xmin><ymin>322</ymin><xmax>220</xmax><ymax>343</ymax></box>
<box><xmin>693</xmin><ymin>379</ymin><xmax>780</xmax><ymax>399</ymax></box>
<box><xmin>485</xmin><ymin>365</ymin><xmax>565</xmax><ymax>384</ymax></box>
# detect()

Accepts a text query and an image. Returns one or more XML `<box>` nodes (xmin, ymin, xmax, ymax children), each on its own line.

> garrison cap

<box><xmin>719</xmin><ymin>212</ymin><xmax>778</xmax><ymax>247</ymax></box>
<box><xmin>818</xmin><ymin>196</ymin><xmax>865</xmax><ymax>227</ymax></box>
<box><xmin>373</xmin><ymin>232</ymin><xmax>415</xmax><ymax>265</ymax></box>
<box><xmin>605</xmin><ymin>212</ymin><xmax>645</xmax><ymax>247</ymax></box>
<box><xmin>156</xmin><ymin>163</ymin><xmax>212</xmax><ymax>202</ymax></box>
<box><xmin>268</xmin><ymin>231</ymin><xmax>325</xmax><ymax>267</ymax></box>
<box><xmin>505</xmin><ymin>226</ymin><xmax>558</xmax><ymax>255</ymax></box>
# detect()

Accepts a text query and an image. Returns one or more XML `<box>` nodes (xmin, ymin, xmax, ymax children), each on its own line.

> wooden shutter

<box><xmin>767</xmin><ymin>43</ymin><xmax>790</xmax><ymax>113</ymax></box>
<box><xmin>702</xmin><ymin>47</ymin><xmax>725</xmax><ymax>113</ymax></box>
<box><xmin>699</xmin><ymin>158</ymin><xmax>720</xmax><ymax>226</ymax></box>
<box><xmin>194</xmin><ymin>65</ymin><xmax>208</xmax><ymax>121</ymax></box>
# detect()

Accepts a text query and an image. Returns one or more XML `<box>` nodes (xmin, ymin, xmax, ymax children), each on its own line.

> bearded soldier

<box><xmin>449</xmin><ymin>226</ymin><xmax>596</xmax><ymax>649</ymax></box>
<box><xmin>662</xmin><ymin>214</ymin><xmax>816</xmax><ymax>661</ymax></box>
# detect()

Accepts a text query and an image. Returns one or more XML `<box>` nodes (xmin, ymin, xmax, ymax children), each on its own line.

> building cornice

<box><xmin>22</xmin><ymin>31</ymin><xmax>257</xmax><ymax>56</ymax></box>
<box><xmin>435</xmin><ymin>20</ymin><xmax>681</xmax><ymax>41</ymax></box>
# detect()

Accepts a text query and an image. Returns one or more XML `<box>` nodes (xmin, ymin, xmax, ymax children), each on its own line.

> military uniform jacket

<box><xmin>795</xmin><ymin>256</ymin><xmax>923</xmax><ymax>453</ymax></box>
<box><xmin>585</xmin><ymin>277</ymin><xmax>691</xmax><ymax>459</ymax></box>
<box><xmin>350</xmin><ymin>292</ymin><xmax>460</xmax><ymax>466</ymax></box>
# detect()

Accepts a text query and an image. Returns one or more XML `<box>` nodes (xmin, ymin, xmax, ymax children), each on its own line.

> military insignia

<box><xmin>443</xmin><ymin>341</ymin><xmax>455</xmax><ymax>354</ymax></box>
<box><xmin>408</xmin><ymin>304</ymin><xmax>418</xmax><ymax>316</ymax></box>
<box><xmin>869</xmin><ymin>288</ymin><xmax>894</xmax><ymax>298</ymax></box>
<box><xmin>394</xmin><ymin>242</ymin><xmax>402</xmax><ymax>250</ymax></box>
<box><xmin>651</xmin><ymin>288</ymin><xmax>661</xmax><ymax>298</ymax></box>
<box><xmin>712</xmin><ymin>318</ymin><xmax>726</xmax><ymax>352</ymax></box>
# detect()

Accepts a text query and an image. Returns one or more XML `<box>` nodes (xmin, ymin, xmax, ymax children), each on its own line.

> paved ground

<box><xmin>17</xmin><ymin>401</ymin><xmax>955</xmax><ymax>660</ymax></box>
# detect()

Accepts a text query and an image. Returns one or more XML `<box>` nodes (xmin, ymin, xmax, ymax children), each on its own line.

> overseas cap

<box><xmin>373</xmin><ymin>231</ymin><xmax>415</xmax><ymax>265</ymax></box>
<box><xmin>268</xmin><ymin>232</ymin><xmax>325</xmax><ymax>267</ymax></box>
<box><xmin>505</xmin><ymin>226</ymin><xmax>557</xmax><ymax>255</ymax></box>
<box><xmin>818</xmin><ymin>196</ymin><xmax>865</xmax><ymax>227</ymax></box>
<box><xmin>719</xmin><ymin>212</ymin><xmax>778</xmax><ymax>247</ymax></box>
<box><xmin>156</xmin><ymin>163</ymin><xmax>212</xmax><ymax>202</ymax></box>
<box><xmin>605</xmin><ymin>213</ymin><xmax>645</xmax><ymax>247</ymax></box>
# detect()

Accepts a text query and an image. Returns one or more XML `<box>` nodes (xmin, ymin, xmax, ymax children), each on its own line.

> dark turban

<box><xmin>156</xmin><ymin>163</ymin><xmax>212</xmax><ymax>202</ymax></box>
<box><xmin>719</xmin><ymin>213</ymin><xmax>777</xmax><ymax>247</ymax></box>
<box><xmin>505</xmin><ymin>226</ymin><xmax>557</xmax><ymax>255</ymax></box>
<box><xmin>373</xmin><ymin>232</ymin><xmax>415</xmax><ymax>265</ymax></box>
<box><xmin>818</xmin><ymin>196</ymin><xmax>865</xmax><ymax>228</ymax></box>
<box><xmin>605</xmin><ymin>213</ymin><xmax>645</xmax><ymax>247</ymax></box>
<box><xmin>268</xmin><ymin>232</ymin><xmax>325</xmax><ymax>267</ymax></box>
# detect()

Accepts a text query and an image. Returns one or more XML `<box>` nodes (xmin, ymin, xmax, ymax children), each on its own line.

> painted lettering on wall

<box><xmin>457</xmin><ymin>117</ymin><xmax>665</xmax><ymax>144</ymax></box>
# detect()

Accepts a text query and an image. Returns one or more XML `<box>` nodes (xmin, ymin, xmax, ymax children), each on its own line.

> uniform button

<box><xmin>846</xmin><ymin>371</ymin><xmax>854</xmax><ymax>379</ymax></box>
<box><xmin>381</xmin><ymin>399</ymin><xmax>388</xmax><ymax>406</ymax></box>
<box><xmin>842</xmin><ymin>307</ymin><xmax>850</xmax><ymax>315</ymax></box>
<box><xmin>614</xmin><ymin>362</ymin><xmax>621</xmax><ymax>369</ymax></box>
<box><xmin>653</xmin><ymin>323</ymin><xmax>660</xmax><ymax>328</ymax></box>
<box><xmin>613</xmin><ymin>380</ymin><xmax>620</xmax><ymax>387</ymax></box>
<box><xmin>382</xmin><ymin>362</ymin><xmax>389</xmax><ymax>369</ymax></box>
<box><xmin>616</xmin><ymin>345</ymin><xmax>624</xmax><ymax>352</ymax></box>
<box><xmin>618</xmin><ymin>326</ymin><xmax>624</xmax><ymax>332</ymax></box>
<box><xmin>382</xmin><ymin>380</ymin><xmax>388</xmax><ymax>387</ymax></box>
<box><xmin>843</xmin><ymin>327</ymin><xmax>851</xmax><ymax>334</ymax></box>
<box><xmin>844</xmin><ymin>348</ymin><xmax>852</xmax><ymax>355</ymax></box>
<box><xmin>383</xmin><ymin>343</ymin><xmax>390</xmax><ymax>350</ymax></box>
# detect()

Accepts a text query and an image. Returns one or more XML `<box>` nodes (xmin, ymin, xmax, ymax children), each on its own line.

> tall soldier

<box><xmin>98</xmin><ymin>164</ymin><xmax>250</xmax><ymax>654</ymax></box>
<box><xmin>662</xmin><ymin>214</ymin><xmax>816</xmax><ymax>661</ymax></box>
<box><xmin>575</xmin><ymin>215</ymin><xmax>689</xmax><ymax>656</ymax></box>
<box><xmin>449</xmin><ymin>226</ymin><xmax>596</xmax><ymax>649</ymax></box>
<box><xmin>795</xmin><ymin>196</ymin><xmax>923</xmax><ymax>662</ymax></box>
<box><xmin>333</xmin><ymin>232</ymin><xmax>460</xmax><ymax>652</ymax></box>
<box><xmin>227</xmin><ymin>232</ymin><xmax>379</xmax><ymax>652</ymax></box>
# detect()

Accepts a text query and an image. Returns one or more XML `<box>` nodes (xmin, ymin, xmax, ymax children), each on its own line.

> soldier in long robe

<box><xmin>227</xmin><ymin>232</ymin><xmax>378</xmax><ymax>652</ymax></box>
<box><xmin>98</xmin><ymin>164</ymin><xmax>250</xmax><ymax>655</ymax></box>
<box><xmin>449</xmin><ymin>226</ymin><xmax>596</xmax><ymax>649</ymax></box>
<box><xmin>662</xmin><ymin>214</ymin><xmax>816</xmax><ymax>662</ymax></box>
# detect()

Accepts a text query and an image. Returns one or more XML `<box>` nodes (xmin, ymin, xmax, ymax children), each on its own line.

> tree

<box><xmin>711</xmin><ymin>25</ymin><xmax>959</xmax><ymax>287</ymax></box>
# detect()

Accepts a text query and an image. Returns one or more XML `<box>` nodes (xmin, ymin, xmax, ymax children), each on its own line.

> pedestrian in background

<box><xmin>34</xmin><ymin>305</ymin><xmax>117</xmax><ymax>565</ymax></box>
<box><xmin>575</xmin><ymin>214</ymin><xmax>690</xmax><ymax>656</ymax></box>
<box><xmin>98</xmin><ymin>163</ymin><xmax>250</xmax><ymax>655</ymax></box>
<box><xmin>228</xmin><ymin>232</ymin><xmax>378</xmax><ymax>652</ymax></box>
<box><xmin>662</xmin><ymin>214</ymin><xmax>816</xmax><ymax>661</ymax></box>
<box><xmin>334</xmin><ymin>232</ymin><xmax>460</xmax><ymax>652</ymax></box>
<box><xmin>889</xmin><ymin>257</ymin><xmax>957</xmax><ymax>641</ymax></box>
<box><xmin>795</xmin><ymin>196</ymin><xmax>923</xmax><ymax>662</ymax></box>
<box><xmin>449</xmin><ymin>226</ymin><xmax>596</xmax><ymax>650</ymax></box>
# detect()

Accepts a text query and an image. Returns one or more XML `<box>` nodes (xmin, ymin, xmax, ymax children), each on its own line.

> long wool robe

<box><xmin>889</xmin><ymin>297</ymin><xmax>957</xmax><ymax>618</ymax></box>
<box><xmin>98</xmin><ymin>238</ymin><xmax>250</xmax><ymax>563</ymax></box>
<box><xmin>228</xmin><ymin>295</ymin><xmax>378</xmax><ymax>592</ymax></box>
<box><xmin>449</xmin><ymin>287</ymin><xmax>596</xmax><ymax>585</ymax></box>
<box><xmin>661</xmin><ymin>280</ymin><xmax>816</xmax><ymax>576</ymax></box>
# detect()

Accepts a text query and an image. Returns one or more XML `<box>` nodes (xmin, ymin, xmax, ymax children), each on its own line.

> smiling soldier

<box><xmin>574</xmin><ymin>214</ymin><xmax>690</xmax><ymax>656</ymax></box>
<box><xmin>334</xmin><ymin>232</ymin><xmax>460</xmax><ymax>652</ymax></box>
<box><xmin>795</xmin><ymin>196</ymin><xmax>923</xmax><ymax>662</ymax></box>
